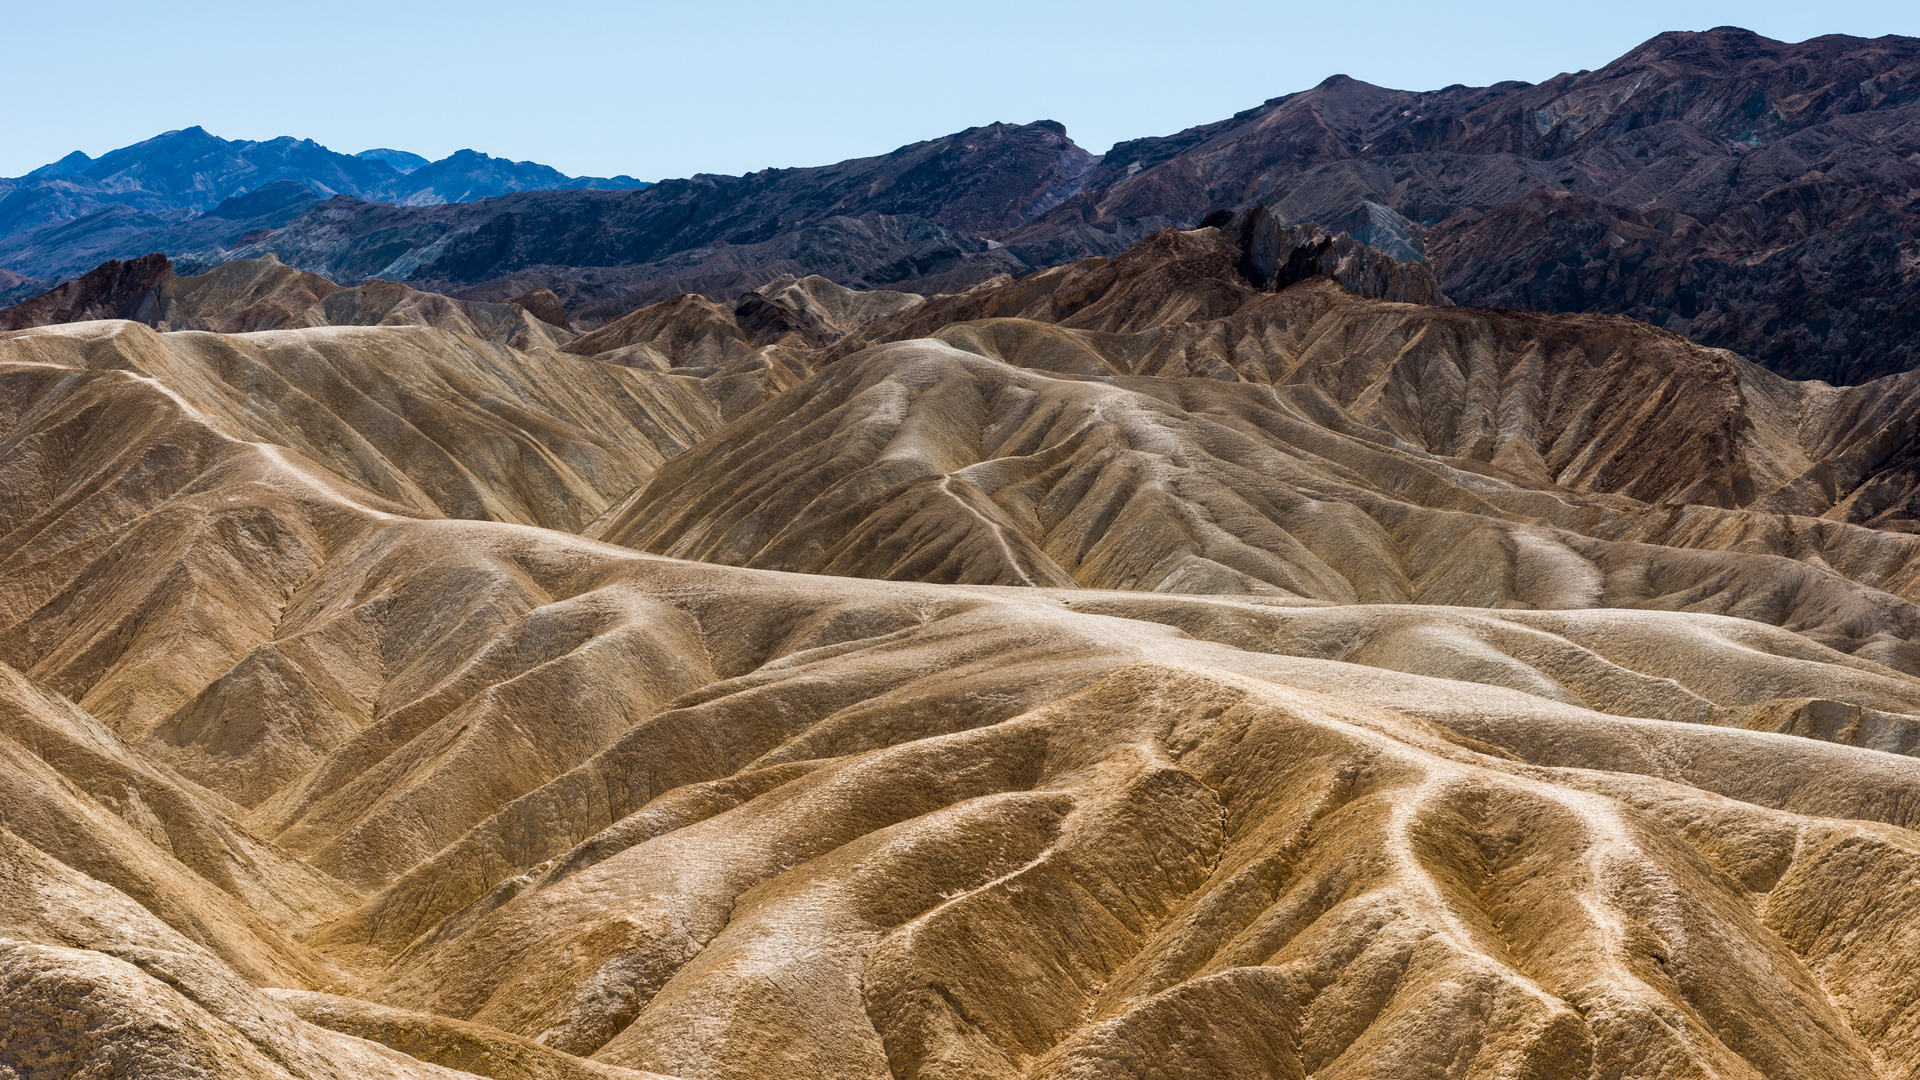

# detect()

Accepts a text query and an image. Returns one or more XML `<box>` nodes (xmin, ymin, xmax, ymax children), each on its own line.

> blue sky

<box><xmin>5</xmin><ymin>0</ymin><xmax>1916</xmax><ymax>181</ymax></box>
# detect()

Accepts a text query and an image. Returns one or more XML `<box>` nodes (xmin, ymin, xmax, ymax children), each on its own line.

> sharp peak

<box><xmin>134</xmin><ymin>126</ymin><xmax>228</xmax><ymax>149</ymax></box>
<box><xmin>1312</xmin><ymin>73</ymin><xmax>1388</xmax><ymax>91</ymax></box>
<box><xmin>942</xmin><ymin>119</ymin><xmax>1073</xmax><ymax>138</ymax></box>
<box><xmin>430</xmin><ymin>148</ymin><xmax>520</xmax><ymax>165</ymax></box>
<box><xmin>1621</xmin><ymin>25</ymin><xmax>1787</xmax><ymax>57</ymax></box>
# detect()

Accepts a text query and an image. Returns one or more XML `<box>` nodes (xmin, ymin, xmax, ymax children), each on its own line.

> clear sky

<box><xmin>5</xmin><ymin>0</ymin><xmax>1916</xmax><ymax>181</ymax></box>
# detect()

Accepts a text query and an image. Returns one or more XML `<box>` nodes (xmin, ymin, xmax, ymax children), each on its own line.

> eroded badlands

<box><xmin>6</xmin><ymin>220</ymin><xmax>1920</xmax><ymax>1079</ymax></box>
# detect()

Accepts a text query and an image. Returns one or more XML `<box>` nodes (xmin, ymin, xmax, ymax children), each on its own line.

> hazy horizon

<box><xmin>6</xmin><ymin>0</ymin><xmax>1917</xmax><ymax>183</ymax></box>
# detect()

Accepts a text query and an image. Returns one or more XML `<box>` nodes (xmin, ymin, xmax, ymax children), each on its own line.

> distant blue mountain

<box><xmin>0</xmin><ymin>127</ymin><xmax>648</xmax><ymax>245</ymax></box>
<box><xmin>355</xmin><ymin>148</ymin><xmax>430</xmax><ymax>174</ymax></box>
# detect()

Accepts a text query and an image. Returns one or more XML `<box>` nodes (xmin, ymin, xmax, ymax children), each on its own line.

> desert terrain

<box><xmin>5</xmin><ymin>196</ymin><xmax>1920</xmax><ymax>1079</ymax></box>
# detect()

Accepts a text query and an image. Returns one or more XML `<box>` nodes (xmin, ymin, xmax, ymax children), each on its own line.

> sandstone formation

<box><xmin>8</xmin><ymin>219</ymin><xmax>1920</xmax><ymax>1079</ymax></box>
<box><xmin>608</xmin><ymin>221</ymin><xmax>1920</xmax><ymax>607</ymax></box>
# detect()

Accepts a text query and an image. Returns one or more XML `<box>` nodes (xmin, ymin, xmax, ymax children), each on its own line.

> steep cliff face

<box><xmin>1208</xmin><ymin>205</ymin><xmax>1449</xmax><ymax>304</ymax></box>
<box><xmin>0</xmin><ymin>253</ymin><xmax>175</xmax><ymax>328</ymax></box>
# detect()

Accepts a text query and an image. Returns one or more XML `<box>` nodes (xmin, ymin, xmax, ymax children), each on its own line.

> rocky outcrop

<box><xmin>0</xmin><ymin>252</ymin><xmax>173</xmax><ymax>329</ymax></box>
<box><xmin>1206</xmin><ymin>205</ymin><xmax>1448</xmax><ymax>304</ymax></box>
<box><xmin>843</xmin><ymin>216</ymin><xmax>1437</xmax><ymax>351</ymax></box>
<box><xmin>504</xmin><ymin>288</ymin><xmax>571</xmax><ymax>330</ymax></box>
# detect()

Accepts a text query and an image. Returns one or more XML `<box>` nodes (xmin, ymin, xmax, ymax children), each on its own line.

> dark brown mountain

<box><xmin>444</xmin><ymin>212</ymin><xmax>1028</xmax><ymax>326</ymax></box>
<box><xmin>0</xmin><ymin>253</ymin><xmax>175</xmax><ymax>329</ymax></box>
<box><xmin>124</xmin><ymin>27</ymin><xmax>1909</xmax><ymax>382</ymax></box>
<box><xmin>171</xmin><ymin>122</ymin><xmax>1092</xmax><ymax>319</ymax></box>
<box><xmin>11</xmin><ymin>30</ymin><xmax>1913</xmax><ymax>382</ymax></box>
<box><xmin>1006</xmin><ymin>27</ymin><xmax>1920</xmax><ymax>382</ymax></box>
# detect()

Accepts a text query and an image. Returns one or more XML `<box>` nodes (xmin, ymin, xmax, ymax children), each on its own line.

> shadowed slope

<box><xmin>267</xmin><ymin>990</ymin><xmax>675</xmax><ymax>1080</ymax></box>
<box><xmin>1004</xmin><ymin>28</ymin><xmax>1920</xmax><ymax>382</ymax></box>
<box><xmin>0</xmin><ymin>255</ymin><xmax>576</xmax><ymax>350</ymax></box>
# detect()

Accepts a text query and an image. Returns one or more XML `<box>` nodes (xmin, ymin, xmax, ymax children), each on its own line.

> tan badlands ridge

<box><xmin>7</xmin><ymin>220</ymin><xmax>1920</xmax><ymax>1079</ymax></box>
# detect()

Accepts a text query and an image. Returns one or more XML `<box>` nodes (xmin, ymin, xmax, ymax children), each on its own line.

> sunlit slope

<box><xmin>1</xmin><ymin>319</ymin><xmax>718</xmax><ymax>531</ymax></box>
<box><xmin>6</xmin><ymin>314</ymin><xmax>1920</xmax><ymax>1077</ymax></box>
<box><xmin>597</xmin><ymin>332</ymin><xmax>1920</xmax><ymax>670</ymax></box>
<box><xmin>579</xmin><ymin>229</ymin><xmax>1920</xmax><ymax>689</ymax></box>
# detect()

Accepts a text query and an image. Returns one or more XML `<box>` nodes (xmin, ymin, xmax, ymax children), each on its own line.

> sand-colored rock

<box><xmin>559</xmin><ymin>274</ymin><xmax>920</xmax><ymax>421</ymax></box>
<box><xmin>10</xmin><ymin>229</ymin><xmax>1920</xmax><ymax>1077</ymax></box>
<box><xmin>0</xmin><ymin>830</ymin><xmax>484</xmax><ymax>1080</ymax></box>
<box><xmin>267</xmin><ymin>989</ymin><xmax>674</xmax><ymax>1080</ymax></box>
<box><xmin>0</xmin><ymin>254</ymin><xmax>578</xmax><ymax>351</ymax></box>
<box><xmin>590</xmin><ymin>226</ymin><xmax>1920</xmax><ymax>692</ymax></box>
<box><xmin>1</xmin><ymin>317</ymin><xmax>718</xmax><ymax>532</ymax></box>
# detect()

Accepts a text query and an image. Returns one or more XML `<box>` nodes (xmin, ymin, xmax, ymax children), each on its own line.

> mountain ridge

<box><xmin>11</xmin><ymin>27</ymin><xmax>1905</xmax><ymax>382</ymax></box>
<box><xmin>0</xmin><ymin>126</ymin><xmax>651</xmax><ymax>281</ymax></box>
<box><xmin>1003</xmin><ymin>26</ymin><xmax>1920</xmax><ymax>381</ymax></box>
